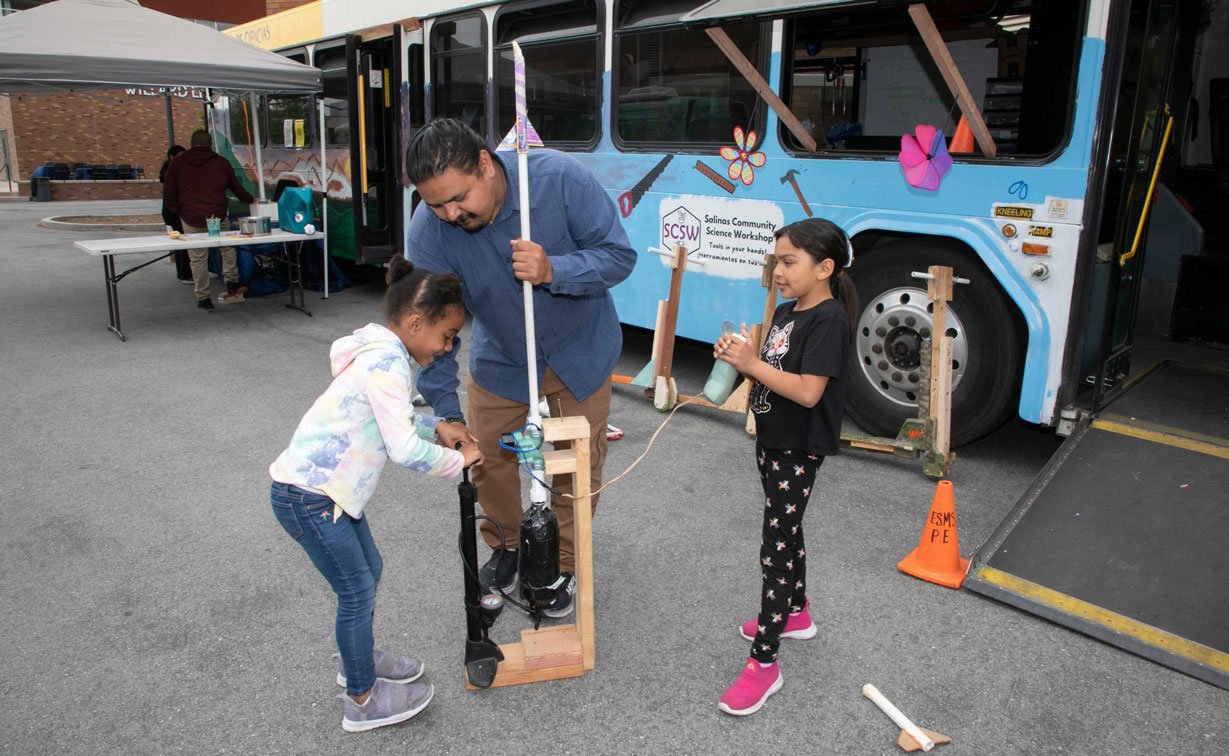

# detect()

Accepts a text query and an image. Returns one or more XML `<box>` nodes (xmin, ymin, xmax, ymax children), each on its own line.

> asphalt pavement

<box><xmin>1</xmin><ymin>199</ymin><xmax>1225</xmax><ymax>754</ymax></box>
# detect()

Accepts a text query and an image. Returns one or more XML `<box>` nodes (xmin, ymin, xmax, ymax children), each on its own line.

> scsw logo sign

<box><xmin>662</xmin><ymin>207</ymin><xmax>702</xmax><ymax>253</ymax></box>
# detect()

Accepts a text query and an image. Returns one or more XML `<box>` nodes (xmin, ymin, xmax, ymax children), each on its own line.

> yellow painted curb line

<box><xmin>1092</xmin><ymin>418</ymin><xmax>1229</xmax><ymax>460</ymax></box>
<box><xmin>974</xmin><ymin>566</ymin><xmax>1229</xmax><ymax>674</ymax></box>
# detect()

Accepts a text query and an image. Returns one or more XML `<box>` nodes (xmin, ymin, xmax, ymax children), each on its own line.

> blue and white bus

<box><xmin>224</xmin><ymin>0</ymin><xmax>1205</xmax><ymax>444</ymax></box>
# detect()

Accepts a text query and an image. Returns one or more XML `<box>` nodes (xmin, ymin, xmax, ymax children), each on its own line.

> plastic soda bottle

<box><xmin>702</xmin><ymin>321</ymin><xmax>748</xmax><ymax>405</ymax></box>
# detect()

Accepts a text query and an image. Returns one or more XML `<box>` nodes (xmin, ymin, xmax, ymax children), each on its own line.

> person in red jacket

<box><xmin>163</xmin><ymin>129</ymin><xmax>256</xmax><ymax>312</ymax></box>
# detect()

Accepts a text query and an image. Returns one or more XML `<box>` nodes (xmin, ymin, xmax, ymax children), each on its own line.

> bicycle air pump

<box><xmin>458</xmin><ymin>460</ymin><xmax>504</xmax><ymax>688</ymax></box>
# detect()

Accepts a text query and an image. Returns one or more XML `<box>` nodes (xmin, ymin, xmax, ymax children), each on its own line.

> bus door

<box><xmin>346</xmin><ymin>30</ymin><xmax>403</xmax><ymax>264</ymax></box>
<box><xmin>1092</xmin><ymin>0</ymin><xmax>1184</xmax><ymax>407</ymax></box>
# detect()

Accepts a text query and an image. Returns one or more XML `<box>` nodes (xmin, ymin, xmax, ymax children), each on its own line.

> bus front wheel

<box><xmin>845</xmin><ymin>240</ymin><xmax>1022</xmax><ymax>447</ymax></box>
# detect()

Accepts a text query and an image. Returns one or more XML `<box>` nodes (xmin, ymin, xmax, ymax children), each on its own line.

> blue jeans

<box><xmin>270</xmin><ymin>482</ymin><xmax>383</xmax><ymax>695</ymax></box>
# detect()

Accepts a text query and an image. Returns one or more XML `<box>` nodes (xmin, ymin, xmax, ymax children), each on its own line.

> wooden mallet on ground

<box><xmin>863</xmin><ymin>684</ymin><xmax>951</xmax><ymax>752</ymax></box>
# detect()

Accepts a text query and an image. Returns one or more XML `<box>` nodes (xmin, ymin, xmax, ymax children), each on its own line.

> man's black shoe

<box><xmin>541</xmin><ymin>572</ymin><xmax>576</xmax><ymax>619</ymax></box>
<box><xmin>479</xmin><ymin>548</ymin><xmax>518</xmax><ymax>593</ymax></box>
<box><xmin>197</xmin><ymin>297</ymin><xmax>215</xmax><ymax>312</ymax></box>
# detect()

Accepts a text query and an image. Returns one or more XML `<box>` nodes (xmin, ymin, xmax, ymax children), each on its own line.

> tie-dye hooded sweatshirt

<box><xmin>269</xmin><ymin>323</ymin><xmax>464</xmax><ymax>518</ymax></box>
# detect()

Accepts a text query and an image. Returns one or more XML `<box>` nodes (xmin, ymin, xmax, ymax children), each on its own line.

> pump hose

<box><xmin>514</xmin><ymin>394</ymin><xmax>702</xmax><ymax>499</ymax></box>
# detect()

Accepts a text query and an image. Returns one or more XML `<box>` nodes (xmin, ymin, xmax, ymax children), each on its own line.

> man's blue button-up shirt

<box><xmin>406</xmin><ymin>149</ymin><xmax>636</xmax><ymax>419</ymax></box>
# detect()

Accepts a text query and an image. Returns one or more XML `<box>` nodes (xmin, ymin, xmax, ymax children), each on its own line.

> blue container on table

<box><xmin>278</xmin><ymin>187</ymin><xmax>314</xmax><ymax>233</ymax></box>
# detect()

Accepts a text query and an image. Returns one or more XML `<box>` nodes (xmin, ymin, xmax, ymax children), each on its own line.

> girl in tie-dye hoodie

<box><xmin>269</xmin><ymin>256</ymin><xmax>483</xmax><ymax>733</ymax></box>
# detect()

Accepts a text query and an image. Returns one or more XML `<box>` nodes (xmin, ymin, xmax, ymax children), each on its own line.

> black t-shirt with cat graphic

<box><xmin>748</xmin><ymin>298</ymin><xmax>849</xmax><ymax>456</ymax></box>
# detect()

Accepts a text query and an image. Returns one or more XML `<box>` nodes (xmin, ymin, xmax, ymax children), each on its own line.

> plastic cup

<box><xmin>206</xmin><ymin>217</ymin><xmax>221</xmax><ymax>236</ymax></box>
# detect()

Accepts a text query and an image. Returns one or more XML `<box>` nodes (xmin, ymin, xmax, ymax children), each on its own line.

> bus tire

<box><xmin>845</xmin><ymin>239</ymin><xmax>1022</xmax><ymax>447</ymax></box>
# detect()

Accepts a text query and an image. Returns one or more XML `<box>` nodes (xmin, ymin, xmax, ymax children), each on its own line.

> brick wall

<box><xmin>9</xmin><ymin>91</ymin><xmax>205</xmax><ymax>182</ymax></box>
<box><xmin>19</xmin><ymin>180</ymin><xmax>164</xmax><ymax>201</ymax></box>
<box><xmin>143</xmin><ymin>1</ymin><xmax>266</xmax><ymax>24</ymax></box>
<box><xmin>265</xmin><ymin>0</ymin><xmax>315</xmax><ymax>15</ymax></box>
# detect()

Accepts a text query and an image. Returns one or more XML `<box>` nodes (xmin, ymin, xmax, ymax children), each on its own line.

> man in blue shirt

<box><xmin>405</xmin><ymin>119</ymin><xmax>635</xmax><ymax>617</ymax></box>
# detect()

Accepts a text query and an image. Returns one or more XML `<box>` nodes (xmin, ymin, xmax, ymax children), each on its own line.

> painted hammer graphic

<box><xmin>780</xmin><ymin>169</ymin><xmax>812</xmax><ymax>217</ymax></box>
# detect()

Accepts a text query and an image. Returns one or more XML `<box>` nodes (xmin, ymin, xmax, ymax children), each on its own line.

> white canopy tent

<box><xmin>0</xmin><ymin>0</ymin><xmax>324</xmax><ymax>202</ymax></box>
<box><xmin>0</xmin><ymin>0</ymin><xmax>320</xmax><ymax>93</ymax></box>
<box><xmin>0</xmin><ymin>0</ymin><xmax>331</xmax><ymax>286</ymax></box>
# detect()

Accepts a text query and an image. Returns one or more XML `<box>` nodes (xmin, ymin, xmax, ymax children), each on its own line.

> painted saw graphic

<box><xmin>618</xmin><ymin>154</ymin><xmax>674</xmax><ymax>218</ymax></box>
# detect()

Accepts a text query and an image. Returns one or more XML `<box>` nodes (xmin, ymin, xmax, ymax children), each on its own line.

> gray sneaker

<box><xmin>340</xmin><ymin>679</ymin><xmax>433</xmax><ymax>733</ymax></box>
<box><xmin>336</xmin><ymin>650</ymin><xmax>424</xmax><ymax>687</ymax></box>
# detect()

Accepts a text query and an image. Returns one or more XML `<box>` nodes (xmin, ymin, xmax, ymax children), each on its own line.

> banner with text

<box><xmin>658</xmin><ymin>196</ymin><xmax>783</xmax><ymax>279</ymax></box>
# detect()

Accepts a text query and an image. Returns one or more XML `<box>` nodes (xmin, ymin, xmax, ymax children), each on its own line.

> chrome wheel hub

<box><xmin>855</xmin><ymin>286</ymin><xmax>969</xmax><ymax>407</ymax></box>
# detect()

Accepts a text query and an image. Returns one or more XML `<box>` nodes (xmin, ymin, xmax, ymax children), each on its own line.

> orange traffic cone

<box><xmin>950</xmin><ymin>116</ymin><xmax>974</xmax><ymax>154</ymax></box>
<box><xmin>897</xmin><ymin>480</ymin><xmax>968</xmax><ymax>589</ymax></box>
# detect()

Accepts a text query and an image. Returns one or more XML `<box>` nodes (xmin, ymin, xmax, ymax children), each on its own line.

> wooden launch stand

<box><xmin>614</xmin><ymin>246</ymin><xmax>776</xmax><ymax>426</ymax></box>
<box><xmin>646</xmin><ymin>245</ymin><xmax>688</xmax><ymax>410</ymax></box>
<box><xmin>614</xmin><ymin>254</ymin><xmax>961</xmax><ymax>478</ymax></box>
<box><xmin>466</xmin><ymin>415</ymin><xmax>596</xmax><ymax>688</ymax></box>
<box><xmin>840</xmin><ymin>265</ymin><xmax>962</xmax><ymax>478</ymax></box>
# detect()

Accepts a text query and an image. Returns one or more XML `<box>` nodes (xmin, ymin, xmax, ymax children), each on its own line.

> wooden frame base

<box><xmin>465</xmin><ymin>626</ymin><xmax>585</xmax><ymax>689</ymax></box>
<box><xmin>465</xmin><ymin>415</ymin><xmax>595</xmax><ymax>689</ymax></box>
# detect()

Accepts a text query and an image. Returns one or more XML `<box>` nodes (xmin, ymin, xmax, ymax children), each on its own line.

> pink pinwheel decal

<box><xmin>719</xmin><ymin>126</ymin><xmax>767</xmax><ymax>186</ymax></box>
<box><xmin>899</xmin><ymin>125</ymin><xmax>953</xmax><ymax>191</ymax></box>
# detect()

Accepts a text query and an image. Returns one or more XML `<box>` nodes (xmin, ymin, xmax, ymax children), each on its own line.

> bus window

<box><xmin>782</xmin><ymin>0</ymin><xmax>1084</xmax><ymax>157</ymax></box>
<box><xmin>494</xmin><ymin>0</ymin><xmax>600</xmax><ymax>148</ymax></box>
<box><xmin>614</xmin><ymin>0</ymin><xmax>761</xmax><ymax>148</ymax></box>
<box><xmin>406</xmin><ymin>41</ymin><xmax>425</xmax><ymax>132</ymax></box>
<box><xmin>266</xmin><ymin>95</ymin><xmax>314</xmax><ymax>148</ymax></box>
<box><xmin>265</xmin><ymin>51</ymin><xmax>312</xmax><ymax>149</ymax></box>
<box><xmin>316</xmin><ymin>45</ymin><xmax>351</xmax><ymax>147</ymax></box>
<box><xmin>431</xmin><ymin>14</ymin><xmax>488</xmax><ymax>137</ymax></box>
<box><xmin>227</xmin><ymin>95</ymin><xmax>263</xmax><ymax>147</ymax></box>
<box><xmin>494</xmin><ymin>0</ymin><xmax>599</xmax><ymax>148</ymax></box>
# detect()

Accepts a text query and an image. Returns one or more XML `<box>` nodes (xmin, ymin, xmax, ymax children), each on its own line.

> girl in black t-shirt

<box><xmin>712</xmin><ymin>218</ymin><xmax>859</xmax><ymax>716</ymax></box>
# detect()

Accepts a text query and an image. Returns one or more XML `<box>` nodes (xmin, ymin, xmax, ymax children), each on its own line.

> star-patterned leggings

<box><xmin>751</xmin><ymin>443</ymin><xmax>822</xmax><ymax>663</ymax></box>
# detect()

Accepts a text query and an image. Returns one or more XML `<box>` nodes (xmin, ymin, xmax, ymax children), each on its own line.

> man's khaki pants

<box><xmin>183</xmin><ymin>222</ymin><xmax>239</xmax><ymax>303</ymax></box>
<box><xmin>469</xmin><ymin>368</ymin><xmax>611</xmax><ymax>573</ymax></box>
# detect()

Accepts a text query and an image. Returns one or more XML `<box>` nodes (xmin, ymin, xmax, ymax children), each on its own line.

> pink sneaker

<box><xmin>739</xmin><ymin>599</ymin><xmax>817</xmax><ymax>641</ymax></box>
<box><xmin>718</xmin><ymin>658</ymin><xmax>783</xmax><ymax>716</ymax></box>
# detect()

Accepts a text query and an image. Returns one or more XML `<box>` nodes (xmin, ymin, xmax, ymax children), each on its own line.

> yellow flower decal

<box><xmin>719</xmin><ymin>126</ymin><xmax>767</xmax><ymax>186</ymax></box>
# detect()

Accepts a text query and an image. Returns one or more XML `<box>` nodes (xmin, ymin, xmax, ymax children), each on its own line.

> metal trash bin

<box><xmin>31</xmin><ymin>177</ymin><xmax>51</xmax><ymax>202</ymax></box>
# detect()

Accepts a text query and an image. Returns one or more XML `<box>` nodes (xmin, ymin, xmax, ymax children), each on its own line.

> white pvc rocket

<box><xmin>512</xmin><ymin>40</ymin><xmax>549</xmax><ymax>508</ymax></box>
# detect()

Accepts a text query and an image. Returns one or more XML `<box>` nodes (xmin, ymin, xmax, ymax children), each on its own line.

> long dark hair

<box><xmin>384</xmin><ymin>255</ymin><xmax>463</xmax><ymax>325</ymax></box>
<box><xmin>158</xmin><ymin>144</ymin><xmax>185</xmax><ymax>184</ymax></box>
<box><xmin>404</xmin><ymin>118</ymin><xmax>487</xmax><ymax>184</ymax></box>
<box><xmin>774</xmin><ymin>218</ymin><xmax>859</xmax><ymax>338</ymax></box>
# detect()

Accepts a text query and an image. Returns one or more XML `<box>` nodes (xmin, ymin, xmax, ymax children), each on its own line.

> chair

<box><xmin>116</xmin><ymin>164</ymin><xmax>133</xmax><ymax>180</ymax></box>
<box><xmin>105</xmin><ymin>164</ymin><xmax>119</xmax><ymax>180</ymax></box>
<box><xmin>51</xmin><ymin>162</ymin><xmax>71</xmax><ymax>180</ymax></box>
<box><xmin>135</xmin><ymin>164</ymin><xmax>146</xmax><ymax>178</ymax></box>
<box><xmin>71</xmin><ymin>162</ymin><xmax>87</xmax><ymax>180</ymax></box>
<box><xmin>91</xmin><ymin>164</ymin><xmax>107</xmax><ymax>181</ymax></box>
